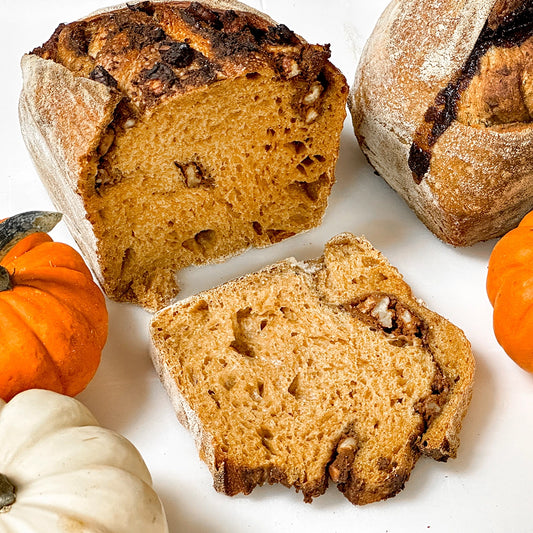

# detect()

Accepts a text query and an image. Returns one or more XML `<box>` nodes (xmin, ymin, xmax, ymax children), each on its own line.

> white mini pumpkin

<box><xmin>0</xmin><ymin>389</ymin><xmax>168</xmax><ymax>533</ymax></box>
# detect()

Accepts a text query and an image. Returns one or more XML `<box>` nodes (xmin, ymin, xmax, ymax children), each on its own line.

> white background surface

<box><xmin>2</xmin><ymin>1</ymin><xmax>533</xmax><ymax>532</ymax></box>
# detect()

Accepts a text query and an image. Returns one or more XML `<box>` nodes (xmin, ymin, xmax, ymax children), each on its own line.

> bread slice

<box><xmin>349</xmin><ymin>0</ymin><xmax>533</xmax><ymax>246</ymax></box>
<box><xmin>19</xmin><ymin>0</ymin><xmax>348</xmax><ymax>311</ymax></box>
<box><xmin>150</xmin><ymin>233</ymin><xmax>474</xmax><ymax>504</ymax></box>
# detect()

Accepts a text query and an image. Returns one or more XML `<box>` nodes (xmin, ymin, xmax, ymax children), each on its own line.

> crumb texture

<box><xmin>22</xmin><ymin>1</ymin><xmax>348</xmax><ymax>310</ymax></box>
<box><xmin>150</xmin><ymin>233</ymin><xmax>474</xmax><ymax>504</ymax></box>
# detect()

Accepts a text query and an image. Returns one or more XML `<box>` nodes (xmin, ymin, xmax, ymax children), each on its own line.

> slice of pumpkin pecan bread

<box><xmin>149</xmin><ymin>233</ymin><xmax>474</xmax><ymax>505</ymax></box>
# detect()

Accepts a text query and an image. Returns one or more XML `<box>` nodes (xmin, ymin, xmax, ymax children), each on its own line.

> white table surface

<box><xmin>3</xmin><ymin>1</ymin><xmax>533</xmax><ymax>532</ymax></box>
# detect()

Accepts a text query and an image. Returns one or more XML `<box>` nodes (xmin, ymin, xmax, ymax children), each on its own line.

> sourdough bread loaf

<box><xmin>150</xmin><ymin>233</ymin><xmax>474</xmax><ymax>504</ymax></box>
<box><xmin>349</xmin><ymin>0</ymin><xmax>533</xmax><ymax>246</ymax></box>
<box><xmin>20</xmin><ymin>0</ymin><xmax>348</xmax><ymax>310</ymax></box>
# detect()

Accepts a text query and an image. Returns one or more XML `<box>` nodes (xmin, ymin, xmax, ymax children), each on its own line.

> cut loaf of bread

<box><xmin>349</xmin><ymin>0</ymin><xmax>533</xmax><ymax>246</ymax></box>
<box><xmin>19</xmin><ymin>0</ymin><xmax>348</xmax><ymax>311</ymax></box>
<box><xmin>150</xmin><ymin>233</ymin><xmax>474</xmax><ymax>504</ymax></box>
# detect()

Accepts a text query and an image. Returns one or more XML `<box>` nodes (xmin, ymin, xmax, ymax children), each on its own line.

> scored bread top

<box><xmin>150</xmin><ymin>233</ymin><xmax>474</xmax><ymax>504</ymax></box>
<box><xmin>349</xmin><ymin>0</ymin><xmax>533</xmax><ymax>245</ymax></box>
<box><xmin>32</xmin><ymin>1</ymin><xmax>333</xmax><ymax>114</ymax></box>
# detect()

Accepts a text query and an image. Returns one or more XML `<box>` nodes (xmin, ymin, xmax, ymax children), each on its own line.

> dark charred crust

<box><xmin>328</xmin><ymin>439</ymin><xmax>358</xmax><ymax>484</ymax></box>
<box><xmin>265</xmin><ymin>24</ymin><xmax>300</xmax><ymax>46</ymax></box>
<box><xmin>338</xmin><ymin>469</ymin><xmax>411</xmax><ymax>505</ymax></box>
<box><xmin>216</xmin><ymin>457</ymin><xmax>327</xmax><ymax>502</ymax></box>
<box><xmin>409</xmin><ymin>0</ymin><xmax>533</xmax><ymax>182</ymax></box>
<box><xmin>414</xmin><ymin>362</ymin><xmax>451</xmax><ymax>435</ymax></box>
<box><xmin>376</xmin><ymin>456</ymin><xmax>399</xmax><ymax>473</ymax></box>
<box><xmin>89</xmin><ymin>65</ymin><xmax>119</xmax><ymax>88</ymax></box>
<box><xmin>31</xmin><ymin>2</ymin><xmax>335</xmax><ymax>113</ymax></box>
<box><xmin>126</xmin><ymin>1</ymin><xmax>156</xmax><ymax>16</ymax></box>
<box><xmin>421</xmin><ymin>436</ymin><xmax>451</xmax><ymax>461</ymax></box>
<box><xmin>64</xmin><ymin>22</ymin><xmax>90</xmax><ymax>56</ymax></box>
<box><xmin>143</xmin><ymin>61</ymin><xmax>177</xmax><ymax>83</ymax></box>
<box><xmin>30</xmin><ymin>23</ymin><xmax>66</xmax><ymax>58</ymax></box>
<box><xmin>115</xmin><ymin>15</ymin><xmax>167</xmax><ymax>49</ymax></box>
<box><xmin>180</xmin><ymin>2</ymin><xmax>224</xmax><ymax>30</ymax></box>
<box><xmin>299</xmin><ymin>44</ymin><xmax>332</xmax><ymax>81</ymax></box>
<box><xmin>342</xmin><ymin>293</ymin><xmax>429</xmax><ymax>347</ymax></box>
<box><xmin>159</xmin><ymin>41</ymin><xmax>195</xmax><ymax>68</ymax></box>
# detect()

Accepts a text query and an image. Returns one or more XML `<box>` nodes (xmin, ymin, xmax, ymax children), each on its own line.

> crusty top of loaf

<box><xmin>32</xmin><ymin>1</ymin><xmax>333</xmax><ymax>113</ymax></box>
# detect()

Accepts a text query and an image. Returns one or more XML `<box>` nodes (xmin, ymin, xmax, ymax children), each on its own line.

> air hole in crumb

<box><xmin>314</xmin><ymin>154</ymin><xmax>326</xmax><ymax>162</ymax></box>
<box><xmin>284</xmin><ymin>127</ymin><xmax>291</xmax><ymax>134</ymax></box>
<box><xmin>266</xmin><ymin>229</ymin><xmax>295</xmax><ymax>243</ymax></box>
<box><xmin>207</xmin><ymin>389</ymin><xmax>220</xmax><ymax>408</ymax></box>
<box><xmin>289</xmin><ymin>140</ymin><xmax>306</xmax><ymax>154</ymax></box>
<box><xmin>266</xmin><ymin>128</ymin><xmax>275</xmax><ymax>136</ymax></box>
<box><xmin>260</xmin><ymin>319</ymin><xmax>268</xmax><ymax>330</ymax></box>
<box><xmin>182</xmin><ymin>229</ymin><xmax>216</xmax><ymax>254</ymax></box>
<box><xmin>296</xmin><ymin>164</ymin><xmax>306</xmax><ymax>175</ymax></box>
<box><xmin>275</xmin><ymin>97</ymin><xmax>282</xmax><ymax>104</ymax></box>
<box><xmin>288</xmin><ymin>373</ymin><xmax>301</xmax><ymax>398</ymax></box>
<box><xmin>290</xmin><ymin>174</ymin><xmax>329</xmax><ymax>202</ymax></box>
<box><xmin>265</xmin><ymin>144</ymin><xmax>271</xmax><ymax>151</ymax></box>
<box><xmin>389</xmin><ymin>338</ymin><xmax>408</xmax><ymax>348</ymax></box>
<box><xmin>252</xmin><ymin>221</ymin><xmax>263</xmax><ymax>235</ymax></box>
<box><xmin>254</xmin><ymin>95</ymin><xmax>259</xmax><ymax>101</ymax></box>
<box><xmin>246</xmin><ymin>72</ymin><xmax>260</xmax><ymax>79</ymax></box>
<box><xmin>301</xmin><ymin>156</ymin><xmax>314</xmax><ymax>166</ymax></box>
<box><xmin>258</xmin><ymin>427</ymin><xmax>276</xmax><ymax>454</ymax></box>
<box><xmin>192</xmin><ymin>299</ymin><xmax>209</xmax><ymax>312</ymax></box>
<box><xmin>230</xmin><ymin>307</ymin><xmax>255</xmax><ymax>358</ymax></box>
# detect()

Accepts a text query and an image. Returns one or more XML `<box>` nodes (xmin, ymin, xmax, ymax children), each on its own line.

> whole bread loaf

<box><xmin>20</xmin><ymin>0</ymin><xmax>348</xmax><ymax>310</ymax></box>
<box><xmin>150</xmin><ymin>233</ymin><xmax>475</xmax><ymax>504</ymax></box>
<box><xmin>350</xmin><ymin>0</ymin><xmax>533</xmax><ymax>246</ymax></box>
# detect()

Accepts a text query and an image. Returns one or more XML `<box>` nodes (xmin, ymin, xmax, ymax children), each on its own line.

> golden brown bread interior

<box><xmin>150</xmin><ymin>233</ymin><xmax>474</xmax><ymax>505</ymax></box>
<box><xmin>20</xmin><ymin>1</ymin><xmax>348</xmax><ymax>310</ymax></box>
<box><xmin>349</xmin><ymin>0</ymin><xmax>532</xmax><ymax>246</ymax></box>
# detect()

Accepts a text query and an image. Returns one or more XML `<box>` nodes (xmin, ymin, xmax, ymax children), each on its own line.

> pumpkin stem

<box><xmin>0</xmin><ymin>211</ymin><xmax>62</xmax><ymax>262</ymax></box>
<box><xmin>0</xmin><ymin>266</ymin><xmax>11</xmax><ymax>292</ymax></box>
<box><xmin>0</xmin><ymin>473</ymin><xmax>16</xmax><ymax>512</ymax></box>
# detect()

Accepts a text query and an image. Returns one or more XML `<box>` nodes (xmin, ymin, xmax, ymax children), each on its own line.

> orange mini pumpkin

<box><xmin>0</xmin><ymin>211</ymin><xmax>108</xmax><ymax>401</ymax></box>
<box><xmin>487</xmin><ymin>211</ymin><xmax>533</xmax><ymax>373</ymax></box>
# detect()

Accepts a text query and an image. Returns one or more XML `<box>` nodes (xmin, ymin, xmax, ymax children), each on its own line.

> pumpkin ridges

<box><xmin>6</xmin><ymin>426</ymin><xmax>151</xmax><ymax>483</ymax></box>
<box><xmin>493</xmin><ymin>271</ymin><xmax>533</xmax><ymax>372</ymax></box>
<box><xmin>0</xmin><ymin>286</ymin><xmax>102</xmax><ymax>397</ymax></box>
<box><xmin>0</xmin><ymin>299</ymin><xmax>63</xmax><ymax>401</ymax></box>
<box><xmin>2</xmin><ymin>240</ymin><xmax>92</xmax><ymax>279</ymax></box>
<box><xmin>0</xmin><ymin>390</ymin><xmax>98</xmax><ymax>468</ymax></box>
<box><xmin>0</xmin><ymin>233</ymin><xmax>52</xmax><ymax>265</ymax></box>
<box><xmin>486</xmin><ymin>229</ymin><xmax>533</xmax><ymax>305</ymax></box>
<box><xmin>9</xmin><ymin>267</ymin><xmax>108</xmax><ymax>349</ymax></box>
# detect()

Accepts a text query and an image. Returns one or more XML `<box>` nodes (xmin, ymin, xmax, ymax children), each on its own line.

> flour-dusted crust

<box><xmin>349</xmin><ymin>0</ymin><xmax>533</xmax><ymax>246</ymax></box>
<box><xmin>18</xmin><ymin>0</ymin><xmax>273</xmax><ymax>285</ymax></box>
<box><xmin>150</xmin><ymin>233</ymin><xmax>475</xmax><ymax>504</ymax></box>
<box><xmin>20</xmin><ymin>1</ymin><xmax>347</xmax><ymax>310</ymax></box>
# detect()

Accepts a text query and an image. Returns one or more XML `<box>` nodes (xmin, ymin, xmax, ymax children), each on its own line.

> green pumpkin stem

<box><xmin>0</xmin><ymin>473</ymin><xmax>16</xmax><ymax>512</ymax></box>
<box><xmin>0</xmin><ymin>211</ymin><xmax>62</xmax><ymax>263</ymax></box>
